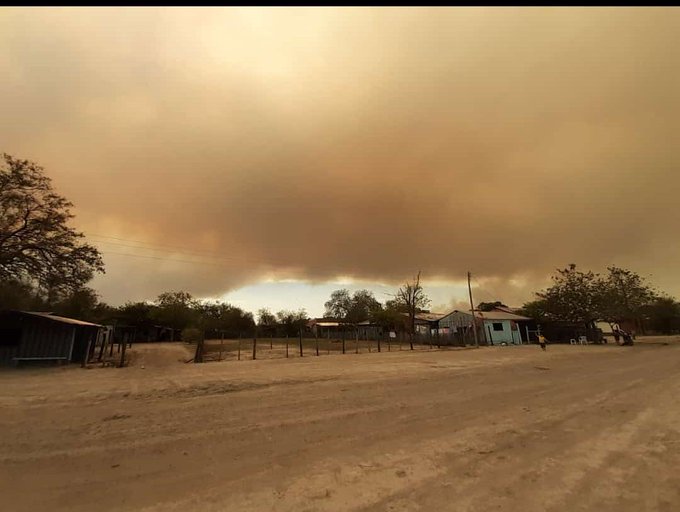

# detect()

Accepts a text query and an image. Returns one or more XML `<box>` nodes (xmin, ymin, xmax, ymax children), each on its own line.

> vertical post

<box><xmin>377</xmin><ymin>331</ymin><xmax>381</xmax><ymax>353</ymax></box>
<box><xmin>299</xmin><ymin>328</ymin><xmax>303</xmax><ymax>358</ymax></box>
<box><xmin>525</xmin><ymin>325</ymin><xmax>530</xmax><ymax>345</ymax></box>
<box><xmin>97</xmin><ymin>329</ymin><xmax>107</xmax><ymax>361</ymax></box>
<box><xmin>194</xmin><ymin>333</ymin><xmax>204</xmax><ymax>363</ymax></box>
<box><xmin>118</xmin><ymin>333</ymin><xmax>127</xmax><ymax>368</ymax></box>
<box><xmin>315</xmin><ymin>331</ymin><xmax>319</xmax><ymax>356</ymax></box>
<box><xmin>252</xmin><ymin>330</ymin><xmax>257</xmax><ymax>360</ymax></box>
<box><xmin>82</xmin><ymin>333</ymin><xmax>93</xmax><ymax>368</ymax></box>
<box><xmin>237</xmin><ymin>332</ymin><xmax>242</xmax><ymax>361</ymax></box>
<box><xmin>468</xmin><ymin>271</ymin><xmax>480</xmax><ymax>348</ymax></box>
<box><xmin>285</xmin><ymin>334</ymin><xmax>289</xmax><ymax>358</ymax></box>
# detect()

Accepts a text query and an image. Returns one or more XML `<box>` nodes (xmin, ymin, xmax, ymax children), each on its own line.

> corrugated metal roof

<box><xmin>20</xmin><ymin>311</ymin><xmax>102</xmax><ymax>327</ymax></box>
<box><xmin>442</xmin><ymin>309</ymin><xmax>531</xmax><ymax>321</ymax></box>
<box><xmin>415</xmin><ymin>312</ymin><xmax>447</xmax><ymax>321</ymax></box>
<box><xmin>475</xmin><ymin>311</ymin><xmax>531</xmax><ymax>321</ymax></box>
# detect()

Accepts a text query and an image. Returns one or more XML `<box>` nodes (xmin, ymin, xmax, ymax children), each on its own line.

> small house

<box><xmin>438</xmin><ymin>308</ymin><xmax>534</xmax><ymax>345</ymax></box>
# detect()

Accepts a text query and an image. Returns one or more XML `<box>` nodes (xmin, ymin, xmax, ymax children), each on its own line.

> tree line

<box><xmin>520</xmin><ymin>264</ymin><xmax>680</xmax><ymax>334</ymax></box>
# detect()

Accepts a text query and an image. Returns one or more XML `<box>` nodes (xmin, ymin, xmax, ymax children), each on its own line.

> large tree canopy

<box><xmin>536</xmin><ymin>264</ymin><xmax>602</xmax><ymax>325</ymax></box>
<box><xmin>324</xmin><ymin>288</ymin><xmax>382</xmax><ymax>325</ymax></box>
<box><xmin>599</xmin><ymin>266</ymin><xmax>657</xmax><ymax>324</ymax></box>
<box><xmin>0</xmin><ymin>154</ymin><xmax>103</xmax><ymax>300</ymax></box>
<box><xmin>524</xmin><ymin>264</ymin><xmax>660</xmax><ymax>329</ymax></box>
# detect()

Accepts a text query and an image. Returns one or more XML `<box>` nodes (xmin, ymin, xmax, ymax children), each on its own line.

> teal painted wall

<box><xmin>483</xmin><ymin>320</ymin><xmax>522</xmax><ymax>345</ymax></box>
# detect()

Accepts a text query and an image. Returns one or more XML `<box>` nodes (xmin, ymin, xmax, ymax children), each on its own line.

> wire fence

<box><xmin>196</xmin><ymin>334</ymin><xmax>472</xmax><ymax>362</ymax></box>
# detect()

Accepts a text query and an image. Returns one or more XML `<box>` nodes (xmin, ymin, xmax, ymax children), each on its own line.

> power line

<box><xmin>101</xmin><ymin>250</ymin><xmax>248</xmax><ymax>268</ymax></box>
<box><xmin>91</xmin><ymin>239</ymin><xmax>252</xmax><ymax>264</ymax></box>
<box><xmin>88</xmin><ymin>234</ymin><xmax>231</xmax><ymax>259</ymax></box>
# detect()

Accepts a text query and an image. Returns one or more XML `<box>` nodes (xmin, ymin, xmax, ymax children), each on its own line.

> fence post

<box><xmin>118</xmin><ymin>335</ymin><xmax>127</xmax><ymax>368</ymax></box>
<box><xmin>82</xmin><ymin>334</ymin><xmax>93</xmax><ymax>368</ymax></box>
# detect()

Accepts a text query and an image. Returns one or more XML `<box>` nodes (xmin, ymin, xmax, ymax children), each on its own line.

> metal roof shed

<box><xmin>0</xmin><ymin>311</ymin><xmax>102</xmax><ymax>365</ymax></box>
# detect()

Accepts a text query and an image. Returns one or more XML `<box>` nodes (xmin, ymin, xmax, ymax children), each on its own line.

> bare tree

<box><xmin>395</xmin><ymin>271</ymin><xmax>430</xmax><ymax>350</ymax></box>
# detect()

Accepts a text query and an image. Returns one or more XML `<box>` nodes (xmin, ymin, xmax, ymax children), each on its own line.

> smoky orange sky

<box><xmin>2</xmin><ymin>7</ymin><xmax>680</xmax><ymax>312</ymax></box>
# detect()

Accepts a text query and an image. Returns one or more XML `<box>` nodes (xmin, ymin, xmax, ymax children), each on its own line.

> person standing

<box><xmin>538</xmin><ymin>334</ymin><xmax>548</xmax><ymax>351</ymax></box>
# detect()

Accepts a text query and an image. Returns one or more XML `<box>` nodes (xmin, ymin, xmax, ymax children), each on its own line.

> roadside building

<box><xmin>0</xmin><ymin>310</ymin><xmax>103</xmax><ymax>365</ymax></box>
<box><xmin>438</xmin><ymin>308</ymin><xmax>534</xmax><ymax>345</ymax></box>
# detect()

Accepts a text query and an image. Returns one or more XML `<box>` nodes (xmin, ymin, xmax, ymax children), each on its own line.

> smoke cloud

<box><xmin>2</xmin><ymin>8</ymin><xmax>679</xmax><ymax>305</ymax></box>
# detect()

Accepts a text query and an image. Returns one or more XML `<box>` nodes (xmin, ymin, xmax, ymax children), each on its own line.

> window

<box><xmin>492</xmin><ymin>322</ymin><xmax>504</xmax><ymax>331</ymax></box>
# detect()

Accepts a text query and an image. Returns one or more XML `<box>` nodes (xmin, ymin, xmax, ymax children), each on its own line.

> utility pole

<box><xmin>468</xmin><ymin>271</ymin><xmax>480</xmax><ymax>348</ymax></box>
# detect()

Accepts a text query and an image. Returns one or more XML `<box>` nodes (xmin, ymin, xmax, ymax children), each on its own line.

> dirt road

<box><xmin>2</xmin><ymin>340</ymin><xmax>680</xmax><ymax>511</ymax></box>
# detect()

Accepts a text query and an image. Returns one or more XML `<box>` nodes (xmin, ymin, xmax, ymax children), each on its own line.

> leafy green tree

<box><xmin>152</xmin><ymin>291</ymin><xmax>200</xmax><ymax>334</ymax></box>
<box><xmin>347</xmin><ymin>289</ymin><xmax>382</xmax><ymax>324</ymax></box>
<box><xmin>535</xmin><ymin>264</ymin><xmax>602</xmax><ymax>327</ymax></box>
<box><xmin>372</xmin><ymin>300</ymin><xmax>407</xmax><ymax>332</ymax></box>
<box><xmin>477</xmin><ymin>301</ymin><xmax>508</xmax><ymax>312</ymax></box>
<box><xmin>198</xmin><ymin>301</ymin><xmax>254</xmax><ymax>336</ymax></box>
<box><xmin>52</xmin><ymin>287</ymin><xmax>102</xmax><ymax>321</ymax></box>
<box><xmin>599</xmin><ymin>266</ymin><xmax>657</xmax><ymax>328</ymax></box>
<box><xmin>0</xmin><ymin>154</ymin><xmax>104</xmax><ymax>301</ymax></box>
<box><xmin>276</xmin><ymin>309</ymin><xmax>309</xmax><ymax>337</ymax></box>
<box><xmin>519</xmin><ymin>299</ymin><xmax>549</xmax><ymax>321</ymax></box>
<box><xmin>641</xmin><ymin>296</ymin><xmax>680</xmax><ymax>334</ymax></box>
<box><xmin>324</xmin><ymin>289</ymin><xmax>352</xmax><ymax>320</ymax></box>
<box><xmin>0</xmin><ymin>278</ymin><xmax>45</xmax><ymax>310</ymax></box>
<box><xmin>116</xmin><ymin>301</ymin><xmax>156</xmax><ymax>328</ymax></box>
<box><xmin>257</xmin><ymin>308</ymin><xmax>277</xmax><ymax>336</ymax></box>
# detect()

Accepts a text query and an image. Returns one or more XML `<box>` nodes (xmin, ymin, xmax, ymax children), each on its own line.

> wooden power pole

<box><xmin>468</xmin><ymin>271</ymin><xmax>480</xmax><ymax>348</ymax></box>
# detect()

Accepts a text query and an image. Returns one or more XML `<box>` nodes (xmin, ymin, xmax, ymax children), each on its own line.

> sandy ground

<box><xmin>2</xmin><ymin>338</ymin><xmax>680</xmax><ymax>511</ymax></box>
